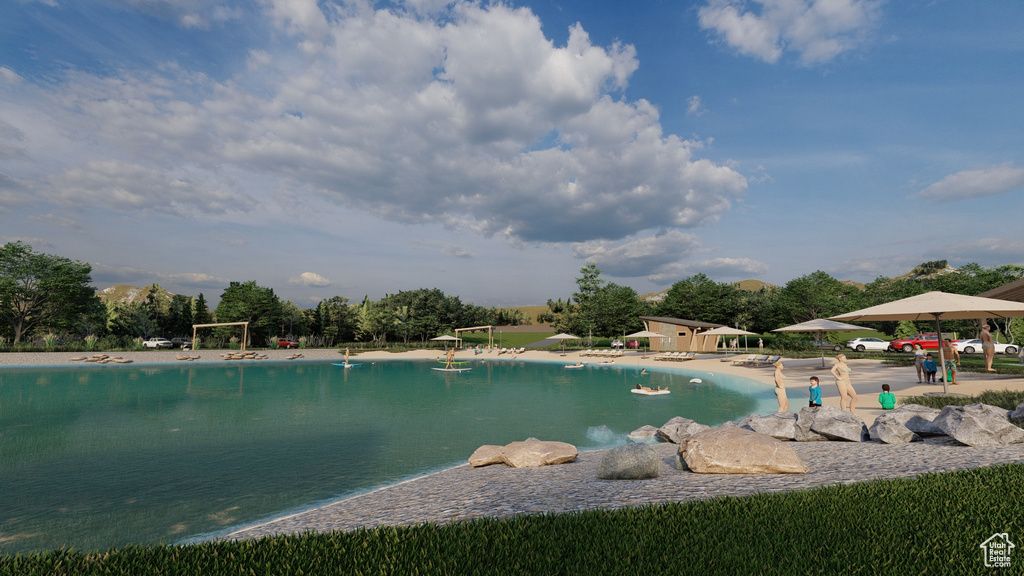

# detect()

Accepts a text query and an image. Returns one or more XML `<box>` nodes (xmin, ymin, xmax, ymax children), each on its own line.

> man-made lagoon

<box><xmin>0</xmin><ymin>359</ymin><xmax>772</xmax><ymax>554</ymax></box>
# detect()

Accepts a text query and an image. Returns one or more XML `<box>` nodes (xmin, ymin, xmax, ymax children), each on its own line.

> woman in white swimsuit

<box><xmin>773</xmin><ymin>360</ymin><xmax>789</xmax><ymax>412</ymax></box>
<box><xmin>829</xmin><ymin>353</ymin><xmax>858</xmax><ymax>412</ymax></box>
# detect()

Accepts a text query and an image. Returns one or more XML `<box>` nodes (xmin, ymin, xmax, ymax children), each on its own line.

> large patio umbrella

<box><xmin>701</xmin><ymin>326</ymin><xmax>758</xmax><ymax>356</ymax></box>
<box><xmin>547</xmin><ymin>333</ymin><xmax>581</xmax><ymax>355</ymax></box>
<box><xmin>625</xmin><ymin>330</ymin><xmax>666</xmax><ymax>356</ymax></box>
<box><xmin>831</xmin><ymin>291</ymin><xmax>1024</xmax><ymax>394</ymax></box>
<box><xmin>773</xmin><ymin>319</ymin><xmax>872</xmax><ymax>367</ymax></box>
<box><xmin>431</xmin><ymin>334</ymin><xmax>459</xmax><ymax>350</ymax></box>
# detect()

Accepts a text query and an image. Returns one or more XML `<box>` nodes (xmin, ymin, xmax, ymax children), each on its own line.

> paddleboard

<box><xmin>564</xmin><ymin>364</ymin><xmax>585</xmax><ymax>369</ymax></box>
<box><xmin>332</xmin><ymin>363</ymin><xmax>362</xmax><ymax>368</ymax></box>
<box><xmin>631</xmin><ymin>388</ymin><xmax>670</xmax><ymax>396</ymax></box>
<box><xmin>431</xmin><ymin>367</ymin><xmax>472</xmax><ymax>372</ymax></box>
<box><xmin>689</xmin><ymin>378</ymin><xmax>703</xmax><ymax>384</ymax></box>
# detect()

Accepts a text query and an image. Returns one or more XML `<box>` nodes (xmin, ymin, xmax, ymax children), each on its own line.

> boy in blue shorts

<box><xmin>922</xmin><ymin>354</ymin><xmax>937</xmax><ymax>384</ymax></box>
<box><xmin>808</xmin><ymin>376</ymin><xmax>822</xmax><ymax>407</ymax></box>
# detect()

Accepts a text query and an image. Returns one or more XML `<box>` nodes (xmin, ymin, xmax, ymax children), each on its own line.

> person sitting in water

<box><xmin>640</xmin><ymin>368</ymin><xmax>648</xmax><ymax>375</ymax></box>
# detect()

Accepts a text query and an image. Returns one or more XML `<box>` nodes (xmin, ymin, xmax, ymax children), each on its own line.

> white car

<box><xmin>845</xmin><ymin>337</ymin><xmax>891</xmax><ymax>352</ymax></box>
<box><xmin>142</xmin><ymin>337</ymin><xmax>173</xmax><ymax>349</ymax></box>
<box><xmin>953</xmin><ymin>339</ymin><xmax>1019</xmax><ymax>355</ymax></box>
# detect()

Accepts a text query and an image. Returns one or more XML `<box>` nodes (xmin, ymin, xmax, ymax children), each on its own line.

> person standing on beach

<box><xmin>913</xmin><ymin>344</ymin><xmax>926</xmax><ymax>383</ymax></box>
<box><xmin>808</xmin><ymin>376</ymin><xmax>822</xmax><ymax>407</ymax></box>
<box><xmin>940</xmin><ymin>339</ymin><xmax>960</xmax><ymax>384</ymax></box>
<box><xmin>980</xmin><ymin>323</ymin><xmax>996</xmax><ymax>372</ymax></box>
<box><xmin>773</xmin><ymin>360</ymin><xmax>789</xmax><ymax>412</ymax></box>
<box><xmin>829</xmin><ymin>353</ymin><xmax>858</xmax><ymax>412</ymax></box>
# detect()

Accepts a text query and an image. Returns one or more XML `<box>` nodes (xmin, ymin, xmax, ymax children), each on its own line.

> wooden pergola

<box><xmin>191</xmin><ymin>322</ymin><xmax>249</xmax><ymax>351</ymax></box>
<box><xmin>455</xmin><ymin>325</ymin><xmax>493</xmax><ymax>349</ymax></box>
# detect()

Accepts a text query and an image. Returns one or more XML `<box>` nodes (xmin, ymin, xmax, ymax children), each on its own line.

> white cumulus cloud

<box><xmin>914</xmin><ymin>164</ymin><xmax>1024</xmax><ymax>202</ymax></box>
<box><xmin>289</xmin><ymin>272</ymin><xmax>332</xmax><ymax>287</ymax></box>
<box><xmin>698</xmin><ymin>0</ymin><xmax>882</xmax><ymax>65</ymax></box>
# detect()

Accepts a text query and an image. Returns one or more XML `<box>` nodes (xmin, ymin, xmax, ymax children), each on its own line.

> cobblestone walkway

<box><xmin>226</xmin><ymin>437</ymin><xmax>1024</xmax><ymax>541</ymax></box>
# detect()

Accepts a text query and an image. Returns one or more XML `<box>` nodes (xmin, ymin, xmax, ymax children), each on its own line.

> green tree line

<box><xmin>2</xmin><ymin>241</ymin><xmax>1023</xmax><ymax>348</ymax></box>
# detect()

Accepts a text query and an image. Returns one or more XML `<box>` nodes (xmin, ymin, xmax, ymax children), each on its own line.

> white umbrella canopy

<box><xmin>431</xmin><ymin>334</ymin><xmax>459</xmax><ymax>349</ymax></box>
<box><xmin>773</xmin><ymin>319</ymin><xmax>872</xmax><ymax>367</ymax></box>
<box><xmin>547</xmin><ymin>333</ymin><xmax>580</xmax><ymax>354</ymax></box>
<box><xmin>625</xmin><ymin>330</ymin><xmax>666</xmax><ymax>355</ymax></box>
<box><xmin>701</xmin><ymin>326</ymin><xmax>758</xmax><ymax>355</ymax></box>
<box><xmin>831</xmin><ymin>291</ymin><xmax>1024</xmax><ymax>393</ymax></box>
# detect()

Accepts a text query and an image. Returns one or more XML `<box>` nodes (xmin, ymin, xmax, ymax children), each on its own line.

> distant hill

<box><xmin>96</xmin><ymin>285</ymin><xmax>175</xmax><ymax>305</ymax></box>
<box><xmin>733</xmin><ymin>279</ymin><xmax>775</xmax><ymax>292</ymax></box>
<box><xmin>896</xmin><ymin>260</ymin><xmax>958</xmax><ymax>281</ymax></box>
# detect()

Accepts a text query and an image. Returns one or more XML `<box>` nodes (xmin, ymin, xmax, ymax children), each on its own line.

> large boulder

<box><xmin>677</xmin><ymin>427</ymin><xmax>808</xmax><ymax>474</ymax></box>
<box><xmin>656</xmin><ymin>416</ymin><xmax>711</xmax><ymax>444</ymax></box>
<box><xmin>627</xmin><ymin>425</ymin><xmax>661</xmax><ymax>443</ymax></box>
<box><xmin>500</xmin><ymin>439</ymin><xmax>579</xmax><ymax>468</ymax></box>
<box><xmin>933</xmin><ymin>404</ymin><xmax>1024</xmax><ymax>447</ymax></box>
<box><xmin>869</xmin><ymin>404</ymin><xmax>943</xmax><ymax>444</ymax></box>
<box><xmin>596</xmin><ymin>443</ymin><xmax>661</xmax><ymax>479</ymax></box>
<box><xmin>745</xmin><ymin>412</ymin><xmax>798</xmax><ymax>441</ymax></box>
<box><xmin>807</xmin><ymin>406</ymin><xmax>868</xmax><ymax>442</ymax></box>
<box><xmin>794</xmin><ymin>407</ymin><xmax>830</xmax><ymax>442</ymax></box>
<box><xmin>869</xmin><ymin>414</ymin><xmax>921</xmax><ymax>444</ymax></box>
<box><xmin>468</xmin><ymin>445</ymin><xmax>505</xmax><ymax>467</ymax></box>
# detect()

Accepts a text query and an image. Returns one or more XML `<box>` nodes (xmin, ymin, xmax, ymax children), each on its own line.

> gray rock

<box><xmin>626</xmin><ymin>425</ymin><xmax>661</xmax><ymax>443</ymax></box>
<box><xmin>807</xmin><ymin>406</ymin><xmax>868</xmax><ymax>442</ymax></box>
<box><xmin>656</xmin><ymin>416</ymin><xmax>711</xmax><ymax>444</ymax></box>
<box><xmin>677</xmin><ymin>427</ymin><xmax>808</xmax><ymax>474</ymax></box>
<box><xmin>869</xmin><ymin>414</ymin><xmax>922</xmax><ymax>444</ymax></box>
<box><xmin>717</xmin><ymin>420</ymin><xmax>739</xmax><ymax>429</ymax></box>
<box><xmin>869</xmin><ymin>404</ymin><xmax>943</xmax><ymax>443</ymax></box>
<box><xmin>794</xmin><ymin>407</ymin><xmax>830</xmax><ymax>442</ymax></box>
<box><xmin>1009</xmin><ymin>402</ymin><xmax>1024</xmax><ymax>426</ymax></box>
<box><xmin>596</xmin><ymin>443</ymin><xmax>661</xmax><ymax>479</ymax></box>
<box><xmin>745</xmin><ymin>412</ymin><xmax>798</xmax><ymax>441</ymax></box>
<box><xmin>933</xmin><ymin>403</ymin><xmax>1024</xmax><ymax>447</ymax></box>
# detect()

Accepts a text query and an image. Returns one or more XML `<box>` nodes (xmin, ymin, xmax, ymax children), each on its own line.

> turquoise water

<box><xmin>0</xmin><ymin>359</ymin><xmax>770</xmax><ymax>554</ymax></box>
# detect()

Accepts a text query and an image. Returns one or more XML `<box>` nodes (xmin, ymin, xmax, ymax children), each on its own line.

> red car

<box><xmin>277</xmin><ymin>339</ymin><xmax>300</xmax><ymax>349</ymax></box>
<box><xmin>888</xmin><ymin>333</ymin><xmax>940</xmax><ymax>353</ymax></box>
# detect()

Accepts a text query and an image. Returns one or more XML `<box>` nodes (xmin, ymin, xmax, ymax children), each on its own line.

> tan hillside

<box><xmin>96</xmin><ymin>285</ymin><xmax>175</xmax><ymax>305</ymax></box>
<box><xmin>733</xmin><ymin>279</ymin><xmax>775</xmax><ymax>291</ymax></box>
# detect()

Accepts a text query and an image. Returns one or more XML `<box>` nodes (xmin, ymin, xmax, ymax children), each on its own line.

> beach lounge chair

<box><xmin>653</xmin><ymin>352</ymin><xmax>673</xmax><ymax>361</ymax></box>
<box><xmin>730</xmin><ymin>354</ymin><xmax>757</xmax><ymax>366</ymax></box>
<box><xmin>676</xmin><ymin>352</ymin><xmax>696</xmax><ymax>361</ymax></box>
<box><xmin>749</xmin><ymin>355</ymin><xmax>781</xmax><ymax>367</ymax></box>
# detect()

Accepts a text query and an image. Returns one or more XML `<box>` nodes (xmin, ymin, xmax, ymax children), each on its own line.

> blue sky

<box><xmin>2</xmin><ymin>0</ymin><xmax>1022</xmax><ymax>307</ymax></box>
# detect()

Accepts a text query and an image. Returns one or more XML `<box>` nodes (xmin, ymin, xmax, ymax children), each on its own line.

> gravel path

<box><xmin>225</xmin><ymin>437</ymin><xmax>1024</xmax><ymax>541</ymax></box>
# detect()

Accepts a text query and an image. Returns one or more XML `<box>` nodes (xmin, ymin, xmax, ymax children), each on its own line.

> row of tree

<box><xmin>2</xmin><ymin>241</ymin><xmax>1023</xmax><ymax>347</ymax></box>
<box><xmin>548</xmin><ymin>263</ymin><xmax>1024</xmax><ymax>344</ymax></box>
<box><xmin>0</xmin><ymin>242</ymin><xmax>535</xmax><ymax>346</ymax></box>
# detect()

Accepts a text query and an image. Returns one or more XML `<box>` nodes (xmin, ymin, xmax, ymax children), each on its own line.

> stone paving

<box><xmin>225</xmin><ymin>437</ymin><xmax>1024</xmax><ymax>541</ymax></box>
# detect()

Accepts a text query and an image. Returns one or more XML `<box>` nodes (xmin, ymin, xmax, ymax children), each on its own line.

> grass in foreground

<box><xmin>4</xmin><ymin>464</ymin><xmax>1023</xmax><ymax>575</ymax></box>
<box><xmin>902</xmin><ymin>389</ymin><xmax>1024</xmax><ymax>411</ymax></box>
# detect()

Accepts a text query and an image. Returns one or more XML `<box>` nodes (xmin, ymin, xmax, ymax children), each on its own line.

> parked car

<box><xmin>170</xmin><ymin>337</ymin><xmax>192</xmax><ymax>348</ymax></box>
<box><xmin>889</xmin><ymin>333</ymin><xmax>941</xmax><ymax>352</ymax></box>
<box><xmin>845</xmin><ymin>337</ymin><xmax>891</xmax><ymax>352</ymax></box>
<box><xmin>277</xmin><ymin>339</ymin><xmax>300</xmax><ymax>349</ymax></box>
<box><xmin>811</xmin><ymin>340</ymin><xmax>844</xmax><ymax>352</ymax></box>
<box><xmin>142</xmin><ymin>338</ymin><xmax>173</xmax><ymax>349</ymax></box>
<box><xmin>953</xmin><ymin>339</ymin><xmax>1019</xmax><ymax>355</ymax></box>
